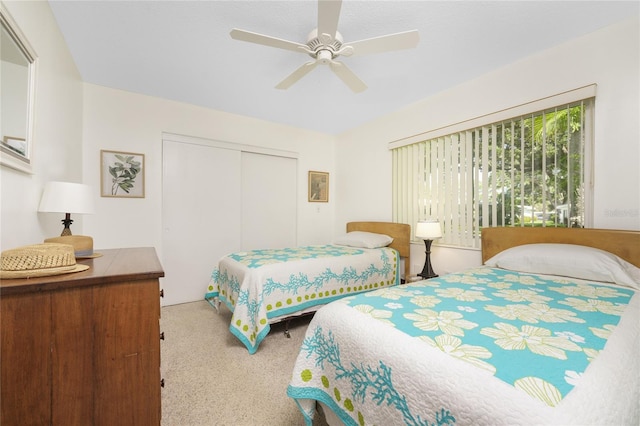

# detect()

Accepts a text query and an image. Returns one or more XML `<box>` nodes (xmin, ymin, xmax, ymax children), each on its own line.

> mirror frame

<box><xmin>0</xmin><ymin>3</ymin><xmax>37</xmax><ymax>174</ymax></box>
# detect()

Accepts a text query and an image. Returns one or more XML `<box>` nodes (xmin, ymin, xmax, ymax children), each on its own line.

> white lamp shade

<box><xmin>415</xmin><ymin>220</ymin><xmax>442</xmax><ymax>240</ymax></box>
<box><xmin>38</xmin><ymin>181</ymin><xmax>95</xmax><ymax>214</ymax></box>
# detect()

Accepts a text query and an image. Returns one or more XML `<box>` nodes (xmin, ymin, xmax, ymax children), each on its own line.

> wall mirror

<box><xmin>0</xmin><ymin>3</ymin><xmax>37</xmax><ymax>174</ymax></box>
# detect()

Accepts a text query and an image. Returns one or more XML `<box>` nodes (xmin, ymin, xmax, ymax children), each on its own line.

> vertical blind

<box><xmin>392</xmin><ymin>89</ymin><xmax>594</xmax><ymax>248</ymax></box>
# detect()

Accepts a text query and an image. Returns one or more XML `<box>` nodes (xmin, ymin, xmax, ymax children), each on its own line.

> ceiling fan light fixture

<box><xmin>316</xmin><ymin>49</ymin><xmax>333</xmax><ymax>64</ymax></box>
<box><xmin>230</xmin><ymin>0</ymin><xmax>419</xmax><ymax>93</ymax></box>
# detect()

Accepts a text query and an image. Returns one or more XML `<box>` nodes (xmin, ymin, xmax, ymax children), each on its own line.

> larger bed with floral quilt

<box><xmin>287</xmin><ymin>227</ymin><xmax>640</xmax><ymax>425</ymax></box>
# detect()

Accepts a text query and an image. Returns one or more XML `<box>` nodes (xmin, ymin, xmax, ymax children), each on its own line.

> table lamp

<box><xmin>38</xmin><ymin>181</ymin><xmax>95</xmax><ymax>236</ymax></box>
<box><xmin>415</xmin><ymin>220</ymin><xmax>442</xmax><ymax>279</ymax></box>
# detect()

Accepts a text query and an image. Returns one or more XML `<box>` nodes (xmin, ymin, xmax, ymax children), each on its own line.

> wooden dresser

<box><xmin>0</xmin><ymin>247</ymin><xmax>164</xmax><ymax>426</ymax></box>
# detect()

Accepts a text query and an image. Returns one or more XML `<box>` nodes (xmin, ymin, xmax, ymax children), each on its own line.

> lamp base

<box><xmin>61</xmin><ymin>213</ymin><xmax>73</xmax><ymax>236</ymax></box>
<box><xmin>417</xmin><ymin>239</ymin><xmax>438</xmax><ymax>279</ymax></box>
<box><xmin>417</xmin><ymin>271</ymin><xmax>439</xmax><ymax>279</ymax></box>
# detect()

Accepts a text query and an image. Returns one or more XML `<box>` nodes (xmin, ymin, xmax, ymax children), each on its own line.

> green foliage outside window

<box><xmin>476</xmin><ymin>104</ymin><xmax>585</xmax><ymax>228</ymax></box>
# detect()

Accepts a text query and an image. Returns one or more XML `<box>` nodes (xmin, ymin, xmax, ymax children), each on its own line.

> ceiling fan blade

<box><xmin>230</xmin><ymin>28</ymin><xmax>308</xmax><ymax>53</ymax></box>
<box><xmin>347</xmin><ymin>30</ymin><xmax>420</xmax><ymax>56</ymax></box>
<box><xmin>329</xmin><ymin>61</ymin><xmax>367</xmax><ymax>93</ymax></box>
<box><xmin>275</xmin><ymin>61</ymin><xmax>319</xmax><ymax>90</ymax></box>
<box><xmin>317</xmin><ymin>0</ymin><xmax>342</xmax><ymax>41</ymax></box>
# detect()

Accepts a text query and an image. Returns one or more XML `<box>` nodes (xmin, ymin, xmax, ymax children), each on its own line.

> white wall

<box><xmin>81</xmin><ymin>84</ymin><xmax>336</xmax><ymax>259</ymax></box>
<box><xmin>2</xmin><ymin>3</ymin><xmax>637</xmax><ymax>290</ymax></box>
<box><xmin>335</xmin><ymin>16</ymin><xmax>640</xmax><ymax>276</ymax></box>
<box><xmin>0</xmin><ymin>1</ymin><xmax>83</xmax><ymax>251</ymax></box>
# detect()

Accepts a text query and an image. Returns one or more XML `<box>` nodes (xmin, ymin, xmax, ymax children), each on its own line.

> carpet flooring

<box><xmin>160</xmin><ymin>300</ymin><xmax>329</xmax><ymax>426</ymax></box>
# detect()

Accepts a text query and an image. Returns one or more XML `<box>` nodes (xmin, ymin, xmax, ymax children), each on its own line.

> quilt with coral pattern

<box><xmin>205</xmin><ymin>245</ymin><xmax>400</xmax><ymax>354</ymax></box>
<box><xmin>288</xmin><ymin>266</ymin><xmax>639</xmax><ymax>425</ymax></box>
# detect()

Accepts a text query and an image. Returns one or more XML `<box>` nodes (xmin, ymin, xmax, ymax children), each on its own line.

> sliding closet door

<box><xmin>162</xmin><ymin>139</ymin><xmax>241</xmax><ymax>306</ymax></box>
<box><xmin>241</xmin><ymin>152</ymin><xmax>297</xmax><ymax>250</ymax></box>
<box><xmin>161</xmin><ymin>135</ymin><xmax>299</xmax><ymax>306</ymax></box>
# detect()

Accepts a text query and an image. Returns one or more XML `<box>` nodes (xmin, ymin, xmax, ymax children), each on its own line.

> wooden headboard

<box><xmin>482</xmin><ymin>227</ymin><xmax>640</xmax><ymax>268</ymax></box>
<box><xmin>346</xmin><ymin>221</ymin><xmax>411</xmax><ymax>280</ymax></box>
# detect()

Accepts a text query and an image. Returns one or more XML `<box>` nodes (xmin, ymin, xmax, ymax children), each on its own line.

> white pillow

<box><xmin>484</xmin><ymin>243</ymin><xmax>640</xmax><ymax>289</ymax></box>
<box><xmin>334</xmin><ymin>231</ymin><xmax>393</xmax><ymax>249</ymax></box>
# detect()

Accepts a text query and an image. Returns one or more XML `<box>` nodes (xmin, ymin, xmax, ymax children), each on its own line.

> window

<box><xmin>391</xmin><ymin>86</ymin><xmax>594</xmax><ymax>248</ymax></box>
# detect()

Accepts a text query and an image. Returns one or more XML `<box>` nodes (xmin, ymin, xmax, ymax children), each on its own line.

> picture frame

<box><xmin>100</xmin><ymin>150</ymin><xmax>145</xmax><ymax>198</ymax></box>
<box><xmin>308</xmin><ymin>171</ymin><xmax>329</xmax><ymax>202</ymax></box>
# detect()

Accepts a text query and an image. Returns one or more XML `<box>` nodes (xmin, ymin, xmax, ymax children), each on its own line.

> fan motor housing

<box><xmin>306</xmin><ymin>29</ymin><xmax>343</xmax><ymax>59</ymax></box>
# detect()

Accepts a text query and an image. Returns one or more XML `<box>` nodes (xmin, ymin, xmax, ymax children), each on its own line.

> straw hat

<box><xmin>44</xmin><ymin>235</ymin><xmax>102</xmax><ymax>259</ymax></box>
<box><xmin>0</xmin><ymin>243</ymin><xmax>90</xmax><ymax>279</ymax></box>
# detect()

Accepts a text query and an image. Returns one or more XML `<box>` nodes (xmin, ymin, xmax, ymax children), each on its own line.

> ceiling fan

<box><xmin>230</xmin><ymin>0</ymin><xmax>419</xmax><ymax>93</ymax></box>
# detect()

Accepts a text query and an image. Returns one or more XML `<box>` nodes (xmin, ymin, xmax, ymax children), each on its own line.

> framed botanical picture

<box><xmin>308</xmin><ymin>171</ymin><xmax>329</xmax><ymax>202</ymax></box>
<box><xmin>100</xmin><ymin>150</ymin><xmax>145</xmax><ymax>198</ymax></box>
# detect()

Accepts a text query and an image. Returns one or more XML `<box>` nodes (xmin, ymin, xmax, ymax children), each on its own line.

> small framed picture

<box><xmin>308</xmin><ymin>171</ymin><xmax>329</xmax><ymax>202</ymax></box>
<box><xmin>100</xmin><ymin>150</ymin><xmax>145</xmax><ymax>198</ymax></box>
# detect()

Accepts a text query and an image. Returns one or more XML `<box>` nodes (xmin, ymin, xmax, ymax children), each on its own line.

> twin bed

<box><xmin>287</xmin><ymin>227</ymin><xmax>640</xmax><ymax>425</ymax></box>
<box><xmin>205</xmin><ymin>221</ymin><xmax>411</xmax><ymax>354</ymax></box>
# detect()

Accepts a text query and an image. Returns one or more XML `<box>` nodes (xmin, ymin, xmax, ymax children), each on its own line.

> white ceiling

<box><xmin>48</xmin><ymin>0</ymin><xmax>638</xmax><ymax>135</ymax></box>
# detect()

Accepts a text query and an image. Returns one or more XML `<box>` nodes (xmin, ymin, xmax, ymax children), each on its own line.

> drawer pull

<box><xmin>159</xmin><ymin>289</ymin><xmax>164</xmax><ymax>298</ymax></box>
<box><xmin>161</xmin><ymin>378</ymin><xmax>165</xmax><ymax>388</ymax></box>
<box><xmin>160</xmin><ymin>332</ymin><xmax>165</xmax><ymax>340</ymax></box>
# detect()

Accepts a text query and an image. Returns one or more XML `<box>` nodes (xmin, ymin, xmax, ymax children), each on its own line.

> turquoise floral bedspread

<box><xmin>288</xmin><ymin>266</ymin><xmax>636</xmax><ymax>425</ymax></box>
<box><xmin>205</xmin><ymin>245</ymin><xmax>400</xmax><ymax>354</ymax></box>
